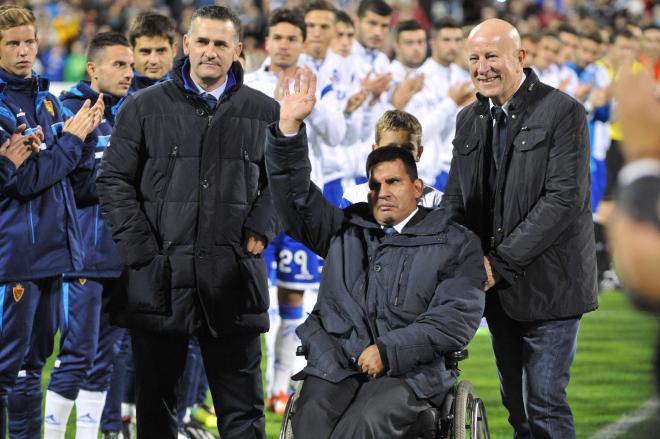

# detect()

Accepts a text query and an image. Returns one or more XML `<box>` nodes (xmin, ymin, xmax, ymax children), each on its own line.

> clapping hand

<box><xmin>64</xmin><ymin>95</ymin><xmax>105</xmax><ymax>141</ymax></box>
<box><xmin>278</xmin><ymin>66</ymin><xmax>317</xmax><ymax>135</ymax></box>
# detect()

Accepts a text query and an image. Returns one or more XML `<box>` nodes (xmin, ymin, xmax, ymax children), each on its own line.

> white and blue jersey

<box><xmin>245</xmin><ymin>60</ymin><xmax>326</xmax><ymax>289</ymax></box>
<box><xmin>415</xmin><ymin>58</ymin><xmax>470</xmax><ymax>190</ymax></box>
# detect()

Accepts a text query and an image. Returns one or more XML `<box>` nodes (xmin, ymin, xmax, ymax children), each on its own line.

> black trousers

<box><xmin>291</xmin><ymin>375</ymin><xmax>436</xmax><ymax>439</ymax></box>
<box><xmin>131</xmin><ymin>328</ymin><xmax>265</xmax><ymax>439</ymax></box>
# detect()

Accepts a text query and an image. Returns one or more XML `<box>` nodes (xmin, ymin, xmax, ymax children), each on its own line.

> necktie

<box><xmin>491</xmin><ymin>106</ymin><xmax>507</xmax><ymax>169</ymax></box>
<box><xmin>201</xmin><ymin>92</ymin><xmax>217</xmax><ymax>110</ymax></box>
<box><xmin>383</xmin><ymin>226</ymin><xmax>398</xmax><ymax>236</ymax></box>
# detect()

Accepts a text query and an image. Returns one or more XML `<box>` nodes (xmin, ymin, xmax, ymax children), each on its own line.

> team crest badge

<box><xmin>79</xmin><ymin>278</ymin><xmax>87</xmax><ymax>285</ymax></box>
<box><xmin>44</xmin><ymin>99</ymin><xmax>55</xmax><ymax>116</ymax></box>
<box><xmin>13</xmin><ymin>283</ymin><xmax>24</xmax><ymax>302</ymax></box>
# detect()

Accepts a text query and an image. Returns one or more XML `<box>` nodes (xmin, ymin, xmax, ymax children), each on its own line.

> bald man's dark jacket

<box><xmin>442</xmin><ymin>68</ymin><xmax>598</xmax><ymax>321</ymax></box>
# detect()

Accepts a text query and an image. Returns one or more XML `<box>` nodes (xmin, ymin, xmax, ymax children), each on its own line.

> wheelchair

<box><xmin>278</xmin><ymin>348</ymin><xmax>490</xmax><ymax>439</ymax></box>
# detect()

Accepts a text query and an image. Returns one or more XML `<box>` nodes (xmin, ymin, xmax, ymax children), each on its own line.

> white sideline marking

<box><xmin>589</xmin><ymin>397</ymin><xmax>659</xmax><ymax>439</ymax></box>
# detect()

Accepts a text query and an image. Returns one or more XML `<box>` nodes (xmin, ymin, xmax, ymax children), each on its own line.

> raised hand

<box><xmin>448</xmin><ymin>81</ymin><xmax>476</xmax><ymax>107</ymax></box>
<box><xmin>278</xmin><ymin>66</ymin><xmax>317</xmax><ymax>135</ymax></box>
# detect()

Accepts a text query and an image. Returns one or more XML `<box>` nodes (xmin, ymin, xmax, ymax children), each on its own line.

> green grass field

<box><xmin>41</xmin><ymin>290</ymin><xmax>658</xmax><ymax>438</ymax></box>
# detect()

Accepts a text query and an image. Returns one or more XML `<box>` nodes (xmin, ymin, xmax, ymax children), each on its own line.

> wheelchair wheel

<box><xmin>451</xmin><ymin>380</ymin><xmax>490</xmax><ymax>439</ymax></box>
<box><xmin>278</xmin><ymin>381</ymin><xmax>303</xmax><ymax>439</ymax></box>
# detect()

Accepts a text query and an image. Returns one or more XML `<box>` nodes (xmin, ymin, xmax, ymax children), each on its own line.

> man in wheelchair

<box><xmin>265</xmin><ymin>68</ymin><xmax>486</xmax><ymax>438</ymax></box>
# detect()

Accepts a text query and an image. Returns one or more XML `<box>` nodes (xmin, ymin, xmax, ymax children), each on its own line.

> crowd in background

<box><xmin>17</xmin><ymin>0</ymin><xmax>660</xmax><ymax>81</ymax></box>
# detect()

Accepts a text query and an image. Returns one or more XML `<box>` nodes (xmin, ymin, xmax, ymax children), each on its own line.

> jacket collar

<box><xmin>0</xmin><ymin>68</ymin><xmax>49</xmax><ymax>98</ymax></box>
<box><xmin>472</xmin><ymin>67</ymin><xmax>541</xmax><ymax>116</ymax></box>
<box><xmin>62</xmin><ymin>80</ymin><xmax>125</xmax><ymax>121</ymax></box>
<box><xmin>172</xmin><ymin>56</ymin><xmax>243</xmax><ymax>100</ymax></box>
<box><xmin>345</xmin><ymin>204</ymin><xmax>448</xmax><ymax>236</ymax></box>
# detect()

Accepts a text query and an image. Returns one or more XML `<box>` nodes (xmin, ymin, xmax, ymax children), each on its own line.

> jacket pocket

<box><xmin>236</xmin><ymin>253</ymin><xmax>269</xmax><ymax>314</ymax></box>
<box><xmin>126</xmin><ymin>254</ymin><xmax>171</xmax><ymax>315</ymax></box>
<box><xmin>393</xmin><ymin>254</ymin><xmax>411</xmax><ymax>306</ymax></box>
<box><xmin>452</xmin><ymin>137</ymin><xmax>479</xmax><ymax>156</ymax></box>
<box><xmin>513</xmin><ymin>128</ymin><xmax>546</xmax><ymax>151</ymax></box>
<box><xmin>156</xmin><ymin>145</ymin><xmax>179</xmax><ymax>232</ymax></box>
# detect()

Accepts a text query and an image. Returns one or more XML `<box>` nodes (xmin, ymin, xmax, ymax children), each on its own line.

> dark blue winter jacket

<box><xmin>0</xmin><ymin>69</ymin><xmax>94</xmax><ymax>282</ymax></box>
<box><xmin>59</xmin><ymin>81</ymin><xmax>125</xmax><ymax>278</ymax></box>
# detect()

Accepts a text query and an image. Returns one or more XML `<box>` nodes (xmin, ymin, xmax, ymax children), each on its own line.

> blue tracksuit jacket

<box><xmin>0</xmin><ymin>69</ymin><xmax>94</xmax><ymax>282</ymax></box>
<box><xmin>59</xmin><ymin>81</ymin><xmax>125</xmax><ymax>278</ymax></box>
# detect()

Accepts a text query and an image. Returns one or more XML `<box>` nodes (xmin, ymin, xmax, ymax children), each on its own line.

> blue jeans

<box><xmin>486</xmin><ymin>295</ymin><xmax>580</xmax><ymax>439</ymax></box>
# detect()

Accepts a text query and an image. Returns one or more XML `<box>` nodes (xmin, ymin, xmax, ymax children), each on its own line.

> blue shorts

<box><xmin>264</xmin><ymin>233</ymin><xmax>322</xmax><ymax>291</ymax></box>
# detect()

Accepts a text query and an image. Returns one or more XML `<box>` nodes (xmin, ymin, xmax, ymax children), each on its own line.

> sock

<box><xmin>272</xmin><ymin>305</ymin><xmax>305</xmax><ymax>396</ymax></box>
<box><xmin>75</xmin><ymin>390</ymin><xmax>106</xmax><ymax>439</ymax></box>
<box><xmin>43</xmin><ymin>390</ymin><xmax>75</xmax><ymax>438</ymax></box>
<box><xmin>266</xmin><ymin>285</ymin><xmax>281</xmax><ymax>398</ymax></box>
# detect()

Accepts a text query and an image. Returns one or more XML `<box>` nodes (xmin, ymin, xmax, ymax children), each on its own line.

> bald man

<box><xmin>442</xmin><ymin>19</ymin><xmax>597</xmax><ymax>439</ymax></box>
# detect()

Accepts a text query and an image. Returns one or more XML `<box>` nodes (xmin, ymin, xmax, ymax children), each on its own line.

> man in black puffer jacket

<box><xmin>96</xmin><ymin>6</ymin><xmax>278</xmax><ymax>439</ymax></box>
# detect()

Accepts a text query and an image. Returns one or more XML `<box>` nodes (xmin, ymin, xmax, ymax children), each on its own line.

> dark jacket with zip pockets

<box><xmin>0</xmin><ymin>70</ymin><xmax>95</xmax><ymax>283</ymax></box>
<box><xmin>441</xmin><ymin>68</ymin><xmax>598</xmax><ymax>322</ymax></box>
<box><xmin>59</xmin><ymin>81</ymin><xmax>125</xmax><ymax>278</ymax></box>
<box><xmin>97</xmin><ymin>58</ymin><xmax>280</xmax><ymax>336</ymax></box>
<box><xmin>266</xmin><ymin>124</ymin><xmax>486</xmax><ymax>400</ymax></box>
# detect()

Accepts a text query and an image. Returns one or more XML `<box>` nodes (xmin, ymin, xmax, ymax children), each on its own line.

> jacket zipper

<box><xmin>157</xmin><ymin>145</ymin><xmax>179</xmax><ymax>233</ymax></box>
<box><xmin>93</xmin><ymin>205</ymin><xmax>100</xmax><ymax>247</ymax></box>
<box><xmin>394</xmin><ymin>256</ymin><xmax>409</xmax><ymax>306</ymax></box>
<box><xmin>27</xmin><ymin>201</ymin><xmax>36</xmax><ymax>245</ymax></box>
<box><xmin>243</xmin><ymin>148</ymin><xmax>250</xmax><ymax>199</ymax></box>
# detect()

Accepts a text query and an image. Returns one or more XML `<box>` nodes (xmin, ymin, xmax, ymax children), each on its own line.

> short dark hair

<box><xmin>395</xmin><ymin>19</ymin><xmax>424</xmax><ymax>40</ymax></box>
<box><xmin>190</xmin><ymin>5</ymin><xmax>242</xmax><ymax>41</ymax></box>
<box><xmin>643</xmin><ymin>24</ymin><xmax>660</xmax><ymax>33</ymax></box>
<box><xmin>557</xmin><ymin>23</ymin><xmax>577</xmax><ymax>36</ymax></box>
<box><xmin>432</xmin><ymin>17</ymin><xmax>461</xmax><ymax>33</ymax></box>
<box><xmin>540</xmin><ymin>30</ymin><xmax>559</xmax><ymax>41</ymax></box>
<box><xmin>520</xmin><ymin>32</ymin><xmax>540</xmax><ymax>44</ymax></box>
<box><xmin>267</xmin><ymin>7</ymin><xmax>306</xmax><ymax>41</ymax></box>
<box><xmin>336</xmin><ymin>10</ymin><xmax>354</xmax><ymax>27</ymax></box>
<box><xmin>87</xmin><ymin>32</ymin><xmax>130</xmax><ymax>62</ymax></box>
<box><xmin>304</xmin><ymin>0</ymin><xmax>337</xmax><ymax>18</ymax></box>
<box><xmin>582</xmin><ymin>31</ymin><xmax>603</xmax><ymax>45</ymax></box>
<box><xmin>357</xmin><ymin>0</ymin><xmax>392</xmax><ymax>19</ymax></box>
<box><xmin>128</xmin><ymin>12</ymin><xmax>177</xmax><ymax>47</ymax></box>
<box><xmin>610</xmin><ymin>29</ymin><xmax>634</xmax><ymax>44</ymax></box>
<box><xmin>366</xmin><ymin>146</ymin><xmax>418</xmax><ymax>182</ymax></box>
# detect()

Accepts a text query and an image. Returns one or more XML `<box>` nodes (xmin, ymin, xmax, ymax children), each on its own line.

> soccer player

<box><xmin>43</xmin><ymin>32</ymin><xmax>133</xmax><ymax>439</ymax></box>
<box><xmin>0</xmin><ymin>4</ymin><xmax>103</xmax><ymax>437</ymax></box>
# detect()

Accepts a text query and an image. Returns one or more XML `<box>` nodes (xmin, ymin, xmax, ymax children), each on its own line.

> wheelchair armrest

<box><xmin>444</xmin><ymin>349</ymin><xmax>468</xmax><ymax>370</ymax></box>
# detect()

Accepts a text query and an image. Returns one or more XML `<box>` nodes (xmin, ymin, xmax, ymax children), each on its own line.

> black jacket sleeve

<box><xmin>265</xmin><ymin>123</ymin><xmax>344</xmax><ymax>258</ymax></box>
<box><xmin>97</xmin><ymin>95</ymin><xmax>160</xmax><ymax>268</ymax></box>
<box><xmin>242</xmin><ymin>106</ymin><xmax>281</xmax><ymax>244</ymax></box>
<box><xmin>440</xmin><ymin>109</ymin><xmax>468</xmax><ymax>223</ymax></box>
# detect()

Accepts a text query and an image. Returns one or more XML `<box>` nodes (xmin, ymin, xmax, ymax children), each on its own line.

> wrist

<box><xmin>278</xmin><ymin>119</ymin><xmax>302</xmax><ymax>136</ymax></box>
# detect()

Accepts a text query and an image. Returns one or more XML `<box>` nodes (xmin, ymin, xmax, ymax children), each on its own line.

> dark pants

<box><xmin>486</xmin><ymin>296</ymin><xmax>580</xmax><ymax>439</ymax></box>
<box><xmin>131</xmin><ymin>328</ymin><xmax>265</xmax><ymax>439</ymax></box>
<box><xmin>0</xmin><ymin>278</ymin><xmax>60</xmax><ymax>439</ymax></box>
<box><xmin>292</xmin><ymin>375</ymin><xmax>435</xmax><ymax>439</ymax></box>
